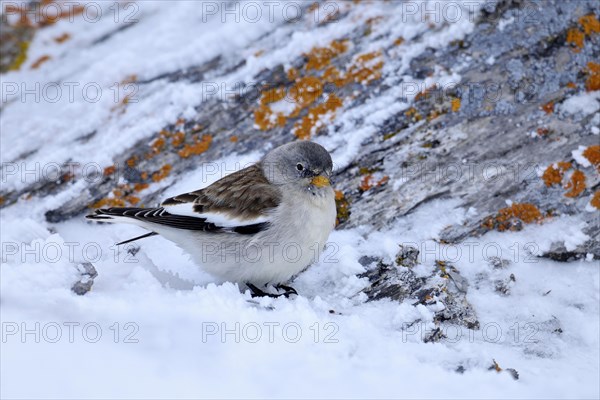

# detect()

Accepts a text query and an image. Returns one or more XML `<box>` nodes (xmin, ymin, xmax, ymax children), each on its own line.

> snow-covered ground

<box><xmin>1</xmin><ymin>1</ymin><xmax>599</xmax><ymax>399</ymax></box>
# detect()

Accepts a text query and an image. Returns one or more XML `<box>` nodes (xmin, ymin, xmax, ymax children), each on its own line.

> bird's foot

<box><xmin>275</xmin><ymin>284</ymin><xmax>298</xmax><ymax>297</ymax></box>
<box><xmin>247</xmin><ymin>283</ymin><xmax>298</xmax><ymax>298</ymax></box>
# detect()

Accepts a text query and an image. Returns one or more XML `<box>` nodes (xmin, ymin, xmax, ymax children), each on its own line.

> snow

<box><xmin>2</xmin><ymin>199</ymin><xmax>599</xmax><ymax>399</ymax></box>
<box><xmin>573</xmin><ymin>145</ymin><xmax>592</xmax><ymax>168</ymax></box>
<box><xmin>2</xmin><ymin>1</ymin><xmax>599</xmax><ymax>399</ymax></box>
<box><xmin>560</xmin><ymin>91</ymin><xmax>600</xmax><ymax>116</ymax></box>
<box><xmin>498</xmin><ymin>16</ymin><xmax>515</xmax><ymax>31</ymax></box>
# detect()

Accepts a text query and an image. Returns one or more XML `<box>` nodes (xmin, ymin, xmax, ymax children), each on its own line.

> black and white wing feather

<box><xmin>86</xmin><ymin>163</ymin><xmax>281</xmax><ymax>243</ymax></box>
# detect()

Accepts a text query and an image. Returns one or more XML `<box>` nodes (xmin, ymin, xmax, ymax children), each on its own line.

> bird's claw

<box><xmin>275</xmin><ymin>284</ymin><xmax>298</xmax><ymax>297</ymax></box>
<box><xmin>247</xmin><ymin>283</ymin><xmax>298</xmax><ymax>298</ymax></box>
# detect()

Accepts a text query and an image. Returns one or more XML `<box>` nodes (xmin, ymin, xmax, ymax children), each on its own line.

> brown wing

<box><xmin>161</xmin><ymin>163</ymin><xmax>282</xmax><ymax>220</ymax></box>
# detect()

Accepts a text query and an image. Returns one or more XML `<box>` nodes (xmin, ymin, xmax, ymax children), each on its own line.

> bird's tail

<box><xmin>86</xmin><ymin>207</ymin><xmax>160</xmax><ymax>221</ymax></box>
<box><xmin>86</xmin><ymin>207</ymin><xmax>159</xmax><ymax>245</ymax></box>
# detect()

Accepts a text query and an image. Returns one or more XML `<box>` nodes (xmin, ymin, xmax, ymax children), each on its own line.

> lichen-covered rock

<box><xmin>360</xmin><ymin>253</ymin><xmax>479</xmax><ymax>338</ymax></box>
<box><xmin>360</xmin><ymin>261</ymin><xmax>425</xmax><ymax>302</ymax></box>
<box><xmin>0</xmin><ymin>0</ymin><xmax>598</xmax><ymax>336</ymax></box>
<box><xmin>71</xmin><ymin>262</ymin><xmax>98</xmax><ymax>295</ymax></box>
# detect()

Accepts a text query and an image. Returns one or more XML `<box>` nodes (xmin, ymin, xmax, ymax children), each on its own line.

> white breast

<box><xmin>158</xmin><ymin>187</ymin><xmax>336</xmax><ymax>286</ymax></box>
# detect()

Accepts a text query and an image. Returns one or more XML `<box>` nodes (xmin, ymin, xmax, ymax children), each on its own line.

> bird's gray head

<box><xmin>261</xmin><ymin>141</ymin><xmax>333</xmax><ymax>194</ymax></box>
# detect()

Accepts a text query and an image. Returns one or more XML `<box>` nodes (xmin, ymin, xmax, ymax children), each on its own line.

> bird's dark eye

<box><xmin>296</xmin><ymin>163</ymin><xmax>304</xmax><ymax>171</ymax></box>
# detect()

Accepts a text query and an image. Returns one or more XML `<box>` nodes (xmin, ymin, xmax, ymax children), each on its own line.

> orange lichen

<box><xmin>359</xmin><ymin>175</ymin><xmax>373</xmax><ymax>191</ymax></box>
<box><xmin>41</xmin><ymin>4</ymin><xmax>84</xmax><ymax>26</ymax></box>
<box><xmin>254</xmin><ymin>41</ymin><xmax>384</xmax><ymax>135</ymax></box>
<box><xmin>171</xmin><ymin>131</ymin><xmax>185</xmax><ymax>147</ymax></box>
<box><xmin>566</xmin><ymin>82</ymin><xmax>577</xmax><ymax>89</ymax></box>
<box><xmin>564</xmin><ymin>170</ymin><xmax>586</xmax><ymax>198</ymax></box>
<box><xmin>178</xmin><ymin>134</ymin><xmax>212</xmax><ymax>158</ymax></box>
<box><xmin>322</xmin><ymin>66</ymin><xmax>344</xmax><ymax>87</ymax></box>
<box><xmin>585</xmin><ymin>62</ymin><xmax>600</xmax><ymax>92</ymax></box>
<box><xmin>7</xmin><ymin>1</ymin><xmax>84</xmax><ymax>28</ymax></box>
<box><xmin>54</xmin><ymin>33</ymin><xmax>71</xmax><ymax>43</ymax></box>
<box><xmin>536</xmin><ymin>127</ymin><xmax>550</xmax><ymax>136</ymax></box>
<box><xmin>126</xmin><ymin>156</ymin><xmax>137</xmax><ymax>168</ymax></box>
<box><xmin>124</xmin><ymin>93</ymin><xmax>136</xmax><ymax>106</ymax></box>
<box><xmin>103</xmin><ymin>165</ymin><xmax>116</xmax><ymax>176</ymax></box>
<box><xmin>91</xmin><ymin>184</ymin><xmax>136</xmax><ymax>208</ymax></box>
<box><xmin>152</xmin><ymin>165</ymin><xmax>172</xmax><ymax>182</ymax></box>
<box><xmin>230</xmin><ymin>136</ymin><xmax>238</xmax><ymax>143</ymax></box>
<box><xmin>405</xmin><ymin>107</ymin><xmax>422</xmax><ymax>122</ymax></box>
<box><xmin>123</xmin><ymin>195</ymin><xmax>139</xmax><ymax>205</ymax></box>
<box><xmin>151</xmin><ymin>137</ymin><xmax>166</xmax><ymax>153</ymax></box>
<box><xmin>501</xmin><ymin>203</ymin><xmax>543</xmax><ymax>224</ymax></box>
<box><xmin>359</xmin><ymin>174</ymin><xmax>389</xmax><ymax>192</ymax></box>
<box><xmin>254</xmin><ymin>86</ymin><xmax>288</xmax><ymax>130</ymax></box>
<box><xmin>590</xmin><ymin>191</ymin><xmax>600</xmax><ymax>210</ymax></box>
<box><xmin>308</xmin><ymin>2</ymin><xmax>319</xmax><ymax>12</ymax></box>
<box><xmin>61</xmin><ymin>172</ymin><xmax>74</xmax><ymax>182</ymax></box>
<box><xmin>542</xmin><ymin>162</ymin><xmax>571</xmax><ymax>187</ymax></box>
<box><xmin>366</xmin><ymin>16</ymin><xmax>384</xmax><ymax>26</ymax></box>
<box><xmin>394</xmin><ymin>37</ymin><xmax>405</xmax><ymax>46</ymax></box>
<box><xmin>91</xmin><ymin>197</ymin><xmax>126</xmax><ymax>209</ymax></box>
<box><xmin>415</xmin><ymin>84</ymin><xmax>438</xmax><ymax>102</ymax></box>
<box><xmin>254</xmin><ymin>105</ymin><xmax>286</xmax><ymax>130</ymax></box>
<box><xmin>451</xmin><ymin>98</ymin><xmax>461</xmax><ymax>112</ymax></box>
<box><xmin>566</xmin><ymin>28</ymin><xmax>585</xmax><ymax>50</ymax></box>
<box><xmin>287</xmin><ymin>67</ymin><xmax>299</xmax><ymax>81</ymax></box>
<box><xmin>289</xmin><ymin>76</ymin><xmax>325</xmax><ymax>109</ymax></box>
<box><xmin>305</xmin><ymin>40</ymin><xmax>349</xmax><ymax>70</ymax></box>
<box><xmin>254</xmin><ymin>50</ymin><xmax>264</xmax><ymax>57</ymax></box>
<box><xmin>260</xmin><ymin>86</ymin><xmax>286</xmax><ymax>105</ymax></box>
<box><xmin>121</xmin><ymin>74</ymin><xmax>137</xmax><ymax>85</ymax></box>
<box><xmin>91</xmin><ymin>164</ymin><xmax>156</xmax><ymax>209</ymax></box>
<box><xmin>579</xmin><ymin>14</ymin><xmax>600</xmax><ymax>35</ymax></box>
<box><xmin>0</xmin><ymin>196</ymin><xmax>4</xmax><ymax>206</ymax></box>
<box><xmin>133</xmin><ymin>183</ymin><xmax>149</xmax><ymax>192</ymax></box>
<box><xmin>427</xmin><ymin>109</ymin><xmax>444</xmax><ymax>121</ymax></box>
<box><xmin>582</xmin><ymin>145</ymin><xmax>600</xmax><ymax>171</ymax></box>
<box><xmin>482</xmin><ymin>203</ymin><xmax>544</xmax><ymax>232</ymax></box>
<box><xmin>4</xmin><ymin>4</ymin><xmax>22</xmax><ymax>14</ymax></box>
<box><xmin>293</xmin><ymin>94</ymin><xmax>342</xmax><ymax>140</ymax></box>
<box><xmin>31</xmin><ymin>55</ymin><xmax>51</xmax><ymax>69</ymax></box>
<box><xmin>492</xmin><ymin>360</ymin><xmax>502</xmax><ymax>373</ymax></box>
<box><xmin>541</xmin><ymin>101</ymin><xmax>554</xmax><ymax>114</ymax></box>
<box><xmin>255</xmin><ymin>76</ymin><xmax>327</xmax><ymax>131</ymax></box>
<box><xmin>8</xmin><ymin>11</ymin><xmax>34</xmax><ymax>28</ymax></box>
<box><xmin>334</xmin><ymin>190</ymin><xmax>350</xmax><ymax>225</ymax></box>
<box><xmin>347</xmin><ymin>51</ymin><xmax>384</xmax><ymax>85</ymax></box>
<box><xmin>322</xmin><ymin>8</ymin><xmax>340</xmax><ymax>23</ymax></box>
<box><xmin>566</xmin><ymin>15</ymin><xmax>600</xmax><ymax>52</ymax></box>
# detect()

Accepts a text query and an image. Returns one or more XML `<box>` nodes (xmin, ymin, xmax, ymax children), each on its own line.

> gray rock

<box><xmin>71</xmin><ymin>262</ymin><xmax>98</xmax><ymax>296</ymax></box>
<box><xmin>395</xmin><ymin>245</ymin><xmax>420</xmax><ymax>269</ymax></box>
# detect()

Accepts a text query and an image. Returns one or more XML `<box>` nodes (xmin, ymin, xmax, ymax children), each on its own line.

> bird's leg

<box><xmin>274</xmin><ymin>284</ymin><xmax>298</xmax><ymax>297</ymax></box>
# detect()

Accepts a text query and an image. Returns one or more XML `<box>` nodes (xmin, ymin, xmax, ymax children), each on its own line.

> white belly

<box><xmin>160</xmin><ymin>188</ymin><xmax>337</xmax><ymax>285</ymax></box>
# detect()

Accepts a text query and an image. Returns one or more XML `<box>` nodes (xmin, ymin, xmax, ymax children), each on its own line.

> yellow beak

<box><xmin>311</xmin><ymin>175</ymin><xmax>330</xmax><ymax>188</ymax></box>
